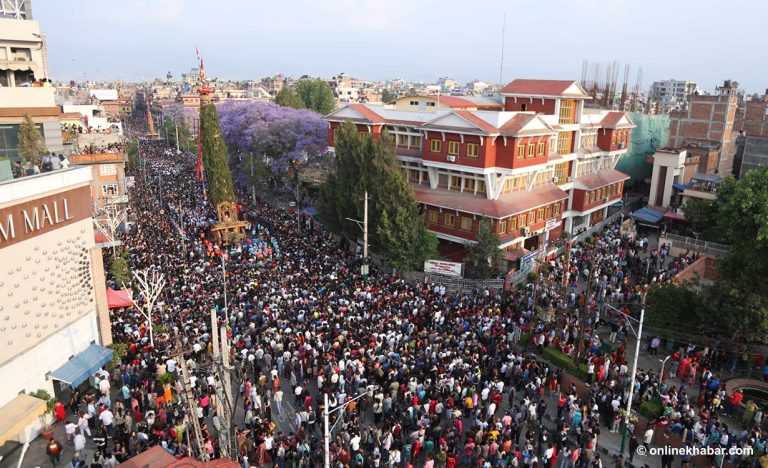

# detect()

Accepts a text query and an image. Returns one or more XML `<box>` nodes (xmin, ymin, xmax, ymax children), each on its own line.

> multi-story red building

<box><xmin>325</xmin><ymin>79</ymin><xmax>634</xmax><ymax>266</ymax></box>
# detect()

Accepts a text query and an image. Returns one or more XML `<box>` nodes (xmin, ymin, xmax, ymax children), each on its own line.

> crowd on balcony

<box><xmin>71</xmin><ymin>142</ymin><xmax>124</xmax><ymax>156</ymax></box>
<box><xmin>61</xmin><ymin>122</ymin><xmax>122</xmax><ymax>135</ymax></box>
<box><xmin>11</xmin><ymin>151</ymin><xmax>70</xmax><ymax>179</ymax></box>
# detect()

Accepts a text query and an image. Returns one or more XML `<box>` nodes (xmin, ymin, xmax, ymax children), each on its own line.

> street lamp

<box><xmin>611</xmin><ymin>305</ymin><xmax>645</xmax><ymax>454</ymax></box>
<box><xmin>345</xmin><ymin>191</ymin><xmax>369</xmax><ymax>280</ymax></box>
<box><xmin>323</xmin><ymin>386</ymin><xmax>376</xmax><ymax>468</ymax></box>
<box><xmin>659</xmin><ymin>354</ymin><xmax>672</xmax><ymax>383</ymax></box>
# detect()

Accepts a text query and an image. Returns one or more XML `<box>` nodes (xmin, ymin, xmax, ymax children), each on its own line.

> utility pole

<box><xmin>211</xmin><ymin>308</ymin><xmax>219</xmax><ymax>360</ymax></box>
<box><xmin>575</xmin><ymin>259</ymin><xmax>595</xmax><ymax>363</ymax></box>
<box><xmin>620</xmin><ymin>308</ymin><xmax>645</xmax><ymax>454</ymax></box>
<box><xmin>323</xmin><ymin>387</ymin><xmax>376</xmax><ymax>468</ymax></box>
<box><xmin>345</xmin><ymin>191</ymin><xmax>369</xmax><ymax>280</ymax></box>
<box><xmin>175</xmin><ymin>117</ymin><xmax>180</xmax><ymax>153</ymax></box>
<box><xmin>221</xmin><ymin>254</ymin><xmax>229</xmax><ymax>322</ymax></box>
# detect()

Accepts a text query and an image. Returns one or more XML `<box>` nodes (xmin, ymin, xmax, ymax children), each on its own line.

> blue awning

<box><xmin>672</xmin><ymin>183</ymin><xmax>688</xmax><ymax>191</ymax></box>
<box><xmin>302</xmin><ymin>206</ymin><xmax>319</xmax><ymax>216</ymax></box>
<box><xmin>49</xmin><ymin>344</ymin><xmax>113</xmax><ymax>388</ymax></box>
<box><xmin>631</xmin><ymin>206</ymin><xmax>664</xmax><ymax>224</ymax></box>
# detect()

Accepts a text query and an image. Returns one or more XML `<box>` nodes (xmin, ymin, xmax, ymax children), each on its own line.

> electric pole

<box><xmin>346</xmin><ymin>191</ymin><xmax>369</xmax><ymax>280</ymax></box>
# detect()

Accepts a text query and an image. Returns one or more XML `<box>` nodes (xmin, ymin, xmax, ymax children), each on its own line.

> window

<box><xmin>499</xmin><ymin>220</ymin><xmax>507</xmax><ymax>234</ymax></box>
<box><xmin>438</xmin><ymin>174</ymin><xmax>449</xmax><ymax>188</ymax></box>
<box><xmin>527</xmin><ymin>143</ymin><xmax>535</xmax><ymax>158</ymax></box>
<box><xmin>520</xmin><ymin>213</ymin><xmax>527</xmax><ymax>227</ymax></box>
<box><xmin>430</xmin><ymin>139</ymin><xmax>441</xmax><ymax>153</ymax></box>
<box><xmin>556</xmin><ymin>132</ymin><xmax>573</xmax><ymax>155</ymax></box>
<box><xmin>538</xmin><ymin>208</ymin><xmax>545</xmax><ymax>220</ymax></box>
<box><xmin>461</xmin><ymin>217</ymin><xmax>473</xmax><ymax>231</ymax></box>
<box><xmin>444</xmin><ymin>213</ymin><xmax>455</xmax><ymax>226</ymax></box>
<box><xmin>465</xmin><ymin>178</ymin><xmax>476</xmax><ymax>192</ymax></box>
<box><xmin>101</xmin><ymin>183</ymin><xmax>119</xmax><ymax>196</ymax></box>
<box><xmin>476</xmin><ymin>180</ymin><xmax>486</xmax><ymax>194</ymax></box>
<box><xmin>537</xmin><ymin>142</ymin><xmax>546</xmax><ymax>156</ymax></box>
<box><xmin>466</xmin><ymin>143</ymin><xmax>479</xmax><ymax>158</ymax></box>
<box><xmin>559</xmin><ymin>99</ymin><xmax>575</xmax><ymax>124</ymax></box>
<box><xmin>450</xmin><ymin>176</ymin><xmax>461</xmax><ymax>190</ymax></box>
<box><xmin>100</xmin><ymin>164</ymin><xmax>117</xmax><ymax>176</ymax></box>
<box><xmin>545</xmin><ymin>205</ymin><xmax>552</xmax><ymax>218</ymax></box>
<box><xmin>409</xmin><ymin>169</ymin><xmax>420</xmax><ymax>183</ymax></box>
<box><xmin>517</xmin><ymin>143</ymin><xmax>526</xmax><ymax>159</ymax></box>
<box><xmin>520</xmin><ymin>103</ymin><xmax>528</xmax><ymax>111</ymax></box>
<box><xmin>396</xmin><ymin>134</ymin><xmax>408</xmax><ymax>146</ymax></box>
<box><xmin>509</xmin><ymin>218</ymin><xmax>517</xmax><ymax>231</ymax></box>
<box><xmin>447</xmin><ymin>141</ymin><xmax>460</xmax><ymax>155</ymax></box>
<box><xmin>409</xmin><ymin>136</ymin><xmax>421</xmax><ymax>147</ymax></box>
<box><xmin>554</xmin><ymin>203</ymin><xmax>561</xmax><ymax>215</ymax></box>
<box><xmin>554</xmin><ymin>162</ymin><xmax>569</xmax><ymax>184</ymax></box>
<box><xmin>427</xmin><ymin>102</ymin><xmax>436</xmax><ymax>107</ymax></box>
<box><xmin>529</xmin><ymin>210</ymin><xmax>537</xmax><ymax>223</ymax></box>
<box><xmin>409</xmin><ymin>100</ymin><xmax>418</xmax><ymax>106</ymax></box>
<box><xmin>428</xmin><ymin>210</ymin><xmax>438</xmax><ymax>223</ymax></box>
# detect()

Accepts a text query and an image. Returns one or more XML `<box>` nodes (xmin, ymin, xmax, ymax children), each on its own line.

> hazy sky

<box><xmin>34</xmin><ymin>0</ymin><xmax>768</xmax><ymax>93</ymax></box>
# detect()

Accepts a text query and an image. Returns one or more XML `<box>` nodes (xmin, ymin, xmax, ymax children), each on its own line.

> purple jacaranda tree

<box><xmin>216</xmin><ymin>100</ymin><xmax>328</xmax><ymax>207</ymax></box>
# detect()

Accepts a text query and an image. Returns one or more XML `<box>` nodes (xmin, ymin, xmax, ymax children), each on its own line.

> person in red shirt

<box><xmin>727</xmin><ymin>389</ymin><xmax>743</xmax><ymax>416</ymax></box>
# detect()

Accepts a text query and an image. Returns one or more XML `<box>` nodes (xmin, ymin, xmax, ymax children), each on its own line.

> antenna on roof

<box><xmin>498</xmin><ymin>13</ymin><xmax>506</xmax><ymax>91</ymax></box>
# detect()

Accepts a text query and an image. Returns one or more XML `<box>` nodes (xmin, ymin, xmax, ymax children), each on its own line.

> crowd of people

<box><xmin>50</xmin><ymin>137</ymin><xmax>767</xmax><ymax>468</ymax></box>
<box><xmin>72</xmin><ymin>141</ymin><xmax>124</xmax><ymax>155</ymax></box>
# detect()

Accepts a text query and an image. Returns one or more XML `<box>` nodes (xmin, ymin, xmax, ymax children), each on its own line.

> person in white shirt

<box><xmin>99</xmin><ymin>408</ymin><xmax>114</xmax><ymax>436</ymax></box>
<box><xmin>99</xmin><ymin>377</ymin><xmax>110</xmax><ymax>396</ymax></box>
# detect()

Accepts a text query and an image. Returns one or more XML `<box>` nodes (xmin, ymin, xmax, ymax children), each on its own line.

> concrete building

<box><xmin>68</xmin><ymin>151</ymin><xmax>128</xmax><ymax>211</ymax></box>
<box><xmin>648</xmin><ymin>79</ymin><xmax>698</xmax><ymax>113</ymax></box>
<box><xmin>0</xmin><ymin>4</ymin><xmax>49</xmax><ymax>86</ymax></box>
<box><xmin>326</xmin><ymin>79</ymin><xmax>634</xmax><ymax>268</ymax></box>
<box><xmin>391</xmin><ymin>95</ymin><xmax>502</xmax><ymax>112</ymax></box>
<box><xmin>0</xmin><ymin>166</ymin><xmax>112</xmax><ymax>445</ymax></box>
<box><xmin>669</xmin><ymin>80</ymin><xmax>739</xmax><ymax>176</ymax></box>
<box><xmin>61</xmin><ymin>104</ymin><xmax>123</xmax><ymax>133</ymax></box>
<box><xmin>734</xmin><ymin>91</ymin><xmax>768</xmax><ymax>177</ymax></box>
<box><xmin>647</xmin><ymin>148</ymin><xmax>722</xmax><ymax>210</ymax></box>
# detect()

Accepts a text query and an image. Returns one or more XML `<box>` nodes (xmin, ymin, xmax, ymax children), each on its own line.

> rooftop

<box><xmin>413</xmin><ymin>184</ymin><xmax>568</xmax><ymax>219</ymax></box>
<box><xmin>500</xmin><ymin>79</ymin><xmax>590</xmax><ymax>99</ymax></box>
<box><xmin>0</xmin><ymin>166</ymin><xmax>92</xmax><ymax>205</ymax></box>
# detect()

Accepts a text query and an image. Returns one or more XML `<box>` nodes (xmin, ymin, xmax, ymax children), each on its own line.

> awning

<box><xmin>672</xmin><ymin>183</ymin><xmax>688</xmax><ymax>191</ymax></box>
<box><xmin>0</xmin><ymin>394</ymin><xmax>46</xmax><ymax>445</ymax></box>
<box><xmin>692</xmin><ymin>172</ymin><xmax>724</xmax><ymax>183</ymax></box>
<box><xmin>49</xmin><ymin>344</ymin><xmax>113</xmax><ymax>388</ymax></box>
<box><xmin>107</xmin><ymin>288</ymin><xmax>133</xmax><ymax>308</ymax></box>
<box><xmin>303</xmin><ymin>206</ymin><xmax>319</xmax><ymax>216</ymax></box>
<box><xmin>0</xmin><ymin>60</ymin><xmax>38</xmax><ymax>72</ymax></box>
<box><xmin>630</xmin><ymin>206</ymin><xmax>664</xmax><ymax>224</ymax></box>
<box><xmin>663</xmin><ymin>211</ymin><xmax>687</xmax><ymax>222</ymax></box>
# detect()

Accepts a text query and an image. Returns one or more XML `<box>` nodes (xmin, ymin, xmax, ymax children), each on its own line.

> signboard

<box><xmin>424</xmin><ymin>260</ymin><xmax>463</xmax><ymax>277</ymax></box>
<box><xmin>545</xmin><ymin>218</ymin><xmax>558</xmax><ymax>230</ymax></box>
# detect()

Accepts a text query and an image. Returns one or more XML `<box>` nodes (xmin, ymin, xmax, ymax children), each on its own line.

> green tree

<box><xmin>125</xmin><ymin>140</ymin><xmax>139</xmax><ymax>169</ymax></box>
<box><xmin>295</xmin><ymin>79</ymin><xmax>336</xmax><ymax>115</ymax></box>
<box><xmin>320</xmin><ymin>122</ymin><xmax>437</xmax><ymax>271</ymax></box>
<box><xmin>382</xmin><ymin>89</ymin><xmax>398</xmax><ymax>104</ymax></box>
<box><xmin>466</xmin><ymin>218</ymin><xmax>502</xmax><ymax>279</ymax></box>
<box><xmin>17</xmin><ymin>115</ymin><xmax>47</xmax><ymax>165</ymax></box>
<box><xmin>110</xmin><ymin>246</ymin><xmax>132</xmax><ymax>286</ymax></box>
<box><xmin>161</xmin><ymin>118</ymin><xmax>193</xmax><ymax>152</ymax></box>
<box><xmin>680</xmin><ymin>167</ymin><xmax>768</xmax><ymax>342</ymax></box>
<box><xmin>681</xmin><ymin>198</ymin><xmax>721</xmax><ymax>241</ymax></box>
<box><xmin>645</xmin><ymin>282</ymin><xmax>708</xmax><ymax>332</ymax></box>
<box><xmin>275</xmin><ymin>87</ymin><xmax>306</xmax><ymax>110</ymax></box>
<box><xmin>200</xmin><ymin>100</ymin><xmax>236</xmax><ymax>207</ymax></box>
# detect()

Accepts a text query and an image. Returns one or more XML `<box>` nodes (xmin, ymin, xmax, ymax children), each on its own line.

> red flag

<box><xmin>196</xmin><ymin>119</ymin><xmax>203</xmax><ymax>179</ymax></box>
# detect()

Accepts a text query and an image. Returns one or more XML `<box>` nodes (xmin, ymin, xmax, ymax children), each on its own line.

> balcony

<box><xmin>0</xmin><ymin>87</ymin><xmax>56</xmax><ymax>108</ymax></box>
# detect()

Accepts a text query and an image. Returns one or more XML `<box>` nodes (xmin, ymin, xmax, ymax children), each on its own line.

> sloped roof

<box><xmin>600</xmin><ymin>111</ymin><xmax>635</xmax><ymax>129</ymax></box>
<box><xmin>501</xmin><ymin>79</ymin><xmax>590</xmax><ymax>98</ymax></box>
<box><xmin>348</xmin><ymin>103</ymin><xmax>385</xmax><ymax>123</ymax></box>
<box><xmin>572</xmin><ymin>169</ymin><xmax>630</xmax><ymax>190</ymax></box>
<box><xmin>117</xmin><ymin>446</ymin><xmax>176</xmax><ymax>468</ymax></box>
<box><xmin>413</xmin><ymin>184</ymin><xmax>568</xmax><ymax>219</ymax></box>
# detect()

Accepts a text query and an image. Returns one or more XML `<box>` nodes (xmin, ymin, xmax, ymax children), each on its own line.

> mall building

<box><xmin>0</xmin><ymin>166</ymin><xmax>112</xmax><ymax>447</ymax></box>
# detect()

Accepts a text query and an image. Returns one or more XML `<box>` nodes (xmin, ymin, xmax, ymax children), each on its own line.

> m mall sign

<box><xmin>0</xmin><ymin>186</ymin><xmax>90</xmax><ymax>248</ymax></box>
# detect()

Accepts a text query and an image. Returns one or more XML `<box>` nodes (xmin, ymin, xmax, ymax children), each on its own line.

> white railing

<box><xmin>660</xmin><ymin>233</ymin><xmax>729</xmax><ymax>257</ymax></box>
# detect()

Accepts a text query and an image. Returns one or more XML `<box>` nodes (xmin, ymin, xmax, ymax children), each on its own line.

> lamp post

<box><xmin>221</xmin><ymin>253</ymin><xmax>229</xmax><ymax>322</ymax></box>
<box><xmin>620</xmin><ymin>307</ymin><xmax>645</xmax><ymax>454</ymax></box>
<box><xmin>323</xmin><ymin>386</ymin><xmax>375</xmax><ymax>468</ymax></box>
<box><xmin>659</xmin><ymin>354</ymin><xmax>672</xmax><ymax>383</ymax></box>
<box><xmin>345</xmin><ymin>191</ymin><xmax>369</xmax><ymax>280</ymax></box>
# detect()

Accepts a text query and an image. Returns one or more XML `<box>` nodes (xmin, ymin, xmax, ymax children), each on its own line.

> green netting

<box><xmin>615</xmin><ymin>113</ymin><xmax>670</xmax><ymax>185</ymax></box>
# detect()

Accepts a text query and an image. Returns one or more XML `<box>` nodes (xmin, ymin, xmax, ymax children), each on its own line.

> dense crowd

<box><xmin>53</xmin><ymin>139</ymin><xmax>767</xmax><ymax>468</ymax></box>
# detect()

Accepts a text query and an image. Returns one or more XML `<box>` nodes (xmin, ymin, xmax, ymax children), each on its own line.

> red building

<box><xmin>325</xmin><ymin>79</ymin><xmax>634</xmax><ymax>267</ymax></box>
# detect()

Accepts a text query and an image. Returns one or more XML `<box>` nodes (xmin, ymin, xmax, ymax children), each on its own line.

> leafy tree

<box><xmin>125</xmin><ymin>140</ymin><xmax>139</xmax><ymax>169</ymax></box>
<box><xmin>680</xmin><ymin>167</ymin><xmax>768</xmax><ymax>342</ymax></box>
<box><xmin>216</xmin><ymin>101</ymin><xmax>328</xmax><ymax>206</ymax></box>
<box><xmin>382</xmin><ymin>89</ymin><xmax>398</xmax><ymax>104</ymax></box>
<box><xmin>295</xmin><ymin>78</ymin><xmax>336</xmax><ymax>115</ymax></box>
<box><xmin>466</xmin><ymin>218</ymin><xmax>502</xmax><ymax>279</ymax></box>
<box><xmin>645</xmin><ymin>282</ymin><xmax>708</xmax><ymax>332</ymax></box>
<box><xmin>320</xmin><ymin>122</ymin><xmax>437</xmax><ymax>271</ymax></box>
<box><xmin>681</xmin><ymin>198</ymin><xmax>721</xmax><ymax>241</ymax></box>
<box><xmin>275</xmin><ymin>87</ymin><xmax>306</xmax><ymax>110</ymax></box>
<box><xmin>18</xmin><ymin>115</ymin><xmax>47</xmax><ymax>165</ymax></box>
<box><xmin>200</xmin><ymin>100</ymin><xmax>236</xmax><ymax>207</ymax></box>
<box><xmin>109</xmin><ymin>246</ymin><xmax>132</xmax><ymax>285</ymax></box>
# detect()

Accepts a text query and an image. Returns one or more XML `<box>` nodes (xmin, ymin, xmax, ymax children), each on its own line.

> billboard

<box><xmin>424</xmin><ymin>260</ymin><xmax>463</xmax><ymax>277</ymax></box>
